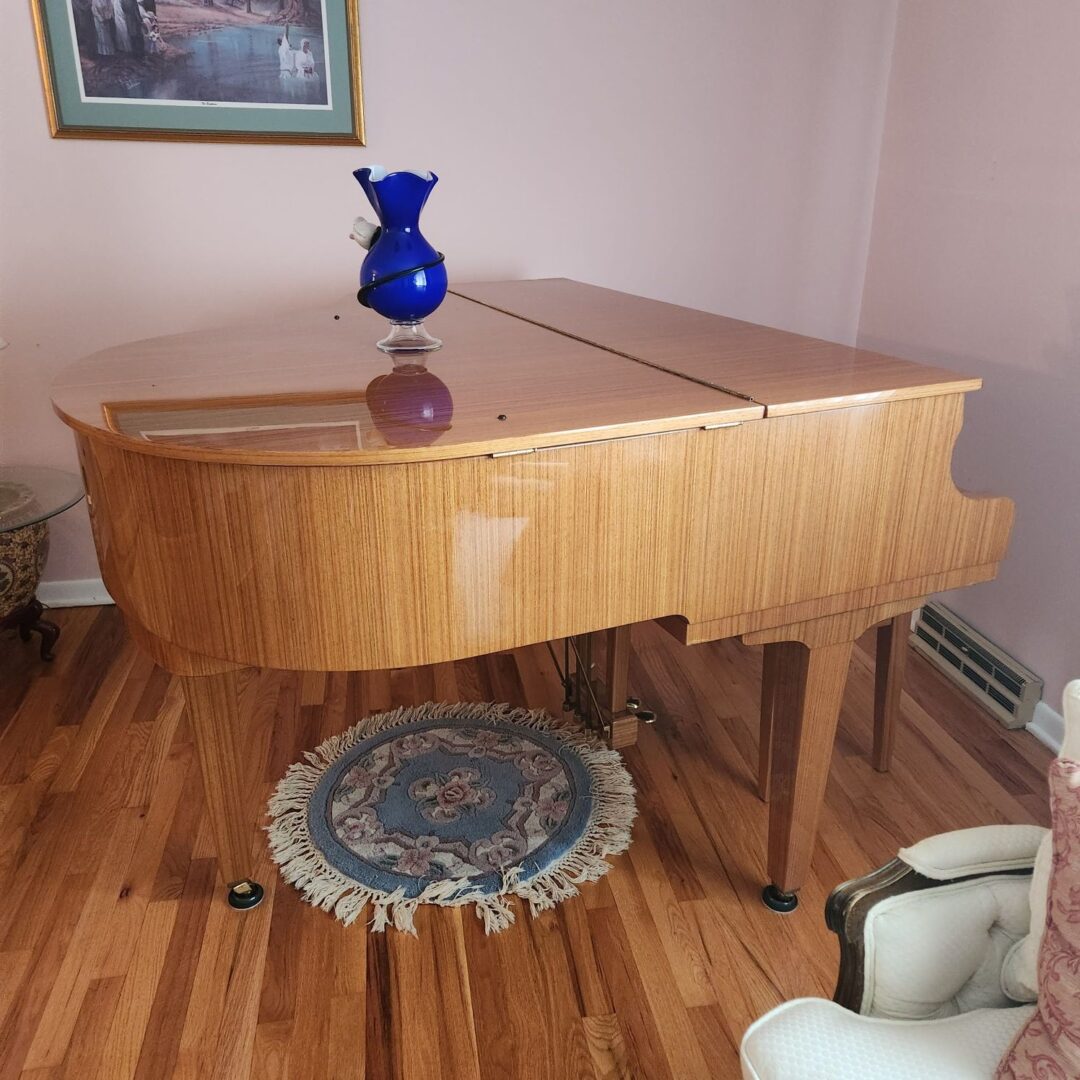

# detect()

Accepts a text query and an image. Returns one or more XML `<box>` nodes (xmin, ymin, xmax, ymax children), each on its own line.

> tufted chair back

<box><xmin>857</xmin><ymin>871</ymin><xmax>1034</xmax><ymax>1018</ymax></box>
<box><xmin>851</xmin><ymin>680</ymin><xmax>1080</xmax><ymax>1021</ymax></box>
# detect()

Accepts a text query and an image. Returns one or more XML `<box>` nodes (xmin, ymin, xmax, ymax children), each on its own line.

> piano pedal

<box><xmin>625</xmin><ymin>697</ymin><xmax>658</xmax><ymax>724</ymax></box>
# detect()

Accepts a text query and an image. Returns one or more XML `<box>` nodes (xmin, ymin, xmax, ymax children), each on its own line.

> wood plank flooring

<box><xmin>0</xmin><ymin>607</ymin><xmax>1052</xmax><ymax>1079</ymax></box>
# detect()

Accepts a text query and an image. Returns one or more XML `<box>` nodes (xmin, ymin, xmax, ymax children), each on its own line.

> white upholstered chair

<box><xmin>740</xmin><ymin>679</ymin><xmax>1080</xmax><ymax>1080</ymax></box>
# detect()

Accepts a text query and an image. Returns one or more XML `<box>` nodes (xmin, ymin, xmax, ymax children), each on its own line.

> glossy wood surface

<box><xmin>73</xmin><ymin>393</ymin><xmax>1011</xmax><ymax>675</ymax></box>
<box><xmin>51</xmin><ymin>293</ymin><xmax>761</xmax><ymax>466</ymax></box>
<box><xmin>0</xmin><ymin>608</ymin><xmax>1052</xmax><ymax>1079</ymax></box>
<box><xmin>762</xmin><ymin>638</ymin><xmax>855</xmax><ymax>893</ymax></box>
<box><xmin>183</xmin><ymin>672</ymin><xmax>254</xmax><ymax>887</ymax></box>
<box><xmin>452</xmin><ymin>278</ymin><xmax>983</xmax><ymax>415</ymax></box>
<box><xmin>52</xmin><ymin>279</ymin><xmax>1014</xmax><ymax>902</ymax></box>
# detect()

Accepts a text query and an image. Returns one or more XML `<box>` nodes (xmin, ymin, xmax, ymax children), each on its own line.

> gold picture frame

<box><xmin>31</xmin><ymin>0</ymin><xmax>365</xmax><ymax>144</ymax></box>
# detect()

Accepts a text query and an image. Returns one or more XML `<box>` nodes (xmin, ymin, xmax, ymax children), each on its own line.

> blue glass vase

<box><xmin>353</xmin><ymin>167</ymin><xmax>447</xmax><ymax>353</ymax></box>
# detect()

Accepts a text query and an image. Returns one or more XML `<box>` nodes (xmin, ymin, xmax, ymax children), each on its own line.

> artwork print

<box><xmin>32</xmin><ymin>0</ymin><xmax>364</xmax><ymax>142</ymax></box>
<box><xmin>69</xmin><ymin>1</ymin><xmax>329</xmax><ymax>107</ymax></box>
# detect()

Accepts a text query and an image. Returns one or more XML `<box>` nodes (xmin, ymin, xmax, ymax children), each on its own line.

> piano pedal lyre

<box><xmin>548</xmin><ymin>628</ymin><xmax>652</xmax><ymax>749</ymax></box>
<box><xmin>625</xmin><ymin>697</ymin><xmax>657</xmax><ymax>724</ymax></box>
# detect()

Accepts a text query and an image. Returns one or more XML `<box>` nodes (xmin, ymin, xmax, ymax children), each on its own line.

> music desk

<box><xmin>51</xmin><ymin>279</ymin><xmax>1013</xmax><ymax>912</ymax></box>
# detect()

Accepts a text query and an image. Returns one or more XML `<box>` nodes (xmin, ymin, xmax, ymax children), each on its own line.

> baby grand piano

<box><xmin>51</xmin><ymin>279</ymin><xmax>1013</xmax><ymax>914</ymax></box>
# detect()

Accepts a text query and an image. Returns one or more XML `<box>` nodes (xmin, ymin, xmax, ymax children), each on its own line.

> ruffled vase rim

<box><xmin>354</xmin><ymin>165</ymin><xmax>436</xmax><ymax>183</ymax></box>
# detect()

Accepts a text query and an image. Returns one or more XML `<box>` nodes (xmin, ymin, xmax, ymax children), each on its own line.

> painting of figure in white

<box><xmin>67</xmin><ymin>0</ymin><xmax>329</xmax><ymax>106</ymax></box>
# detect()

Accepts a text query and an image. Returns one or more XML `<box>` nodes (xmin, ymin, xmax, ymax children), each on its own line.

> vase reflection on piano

<box><xmin>352</xmin><ymin>167</ymin><xmax>447</xmax><ymax>354</ymax></box>
<box><xmin>365</xmin><ymin>357</ymin><xmax>453</xmax><ymax>448</ymax></box>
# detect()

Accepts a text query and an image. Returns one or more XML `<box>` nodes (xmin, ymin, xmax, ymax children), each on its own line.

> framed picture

<box><xmin>31</xmin><ymin>0</ymin><xmax>364</xmax><ymax>144</ymax></box>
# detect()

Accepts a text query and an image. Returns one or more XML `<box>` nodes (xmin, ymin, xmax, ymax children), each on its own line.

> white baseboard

<box><xmin>37</xmin><ymin>577</ymin><xmax>114</xmax><ymax>608</ymax></box>
<box><xmin>1027</xmin><ymin>700</ymin><xmax>1064</xmax><ymax>754</ymax></box>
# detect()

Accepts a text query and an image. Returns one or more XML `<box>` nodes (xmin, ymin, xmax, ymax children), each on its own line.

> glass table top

<box><xmin>0</xmin><ymin>467</ymin><xmax>85</xmax><ymax>533</ymax></box>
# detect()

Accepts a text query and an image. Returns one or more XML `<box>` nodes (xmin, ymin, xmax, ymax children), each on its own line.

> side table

<box><xmin>0</xmin><ymin>467</ymin><xmax>85</xmax><ymax>660</ymax></box>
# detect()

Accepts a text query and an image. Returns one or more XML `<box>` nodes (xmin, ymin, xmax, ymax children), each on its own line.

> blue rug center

<box><xmin>308</xmin><ymin>717</ymin><xmax>594</xmax><ymax>899</ymax></box>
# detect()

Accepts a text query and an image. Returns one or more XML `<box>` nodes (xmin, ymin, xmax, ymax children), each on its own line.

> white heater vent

<box><xmin>911</xmin><ymin>603</ymin><xmax>1042</xmax><ymax>730</ymax></box>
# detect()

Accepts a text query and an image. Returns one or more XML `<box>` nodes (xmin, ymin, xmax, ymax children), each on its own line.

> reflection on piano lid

<box><xmin>54</xmin><ymin>294</ymin><xmax>763</xmax><ymax>466</ymax></box>
<box><xmin>104</xmin><ymin>393</ymin><xmax>371</xmax><ymax>452</ymax></box>
<box><xmin>365</xmin><ymin>363</ymin><xmax>453</xmax><ymax>448</ymax></box>
<box><xmin>103</xmin><ymin>365</ymin><xmax>458</xmax><ymax>453</ymax></box>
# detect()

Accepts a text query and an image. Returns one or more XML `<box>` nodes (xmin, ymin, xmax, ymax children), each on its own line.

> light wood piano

<box><xmin>51</xmin><ymin>278</ymin><xmax>1013</xmax><ymax>913</ymax></box>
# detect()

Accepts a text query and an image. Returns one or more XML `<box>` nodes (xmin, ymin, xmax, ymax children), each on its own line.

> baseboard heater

<box><xmin>911</xmin><ymin>602</ymin><xmax>1042</xmax><ymax>730</ymax></box>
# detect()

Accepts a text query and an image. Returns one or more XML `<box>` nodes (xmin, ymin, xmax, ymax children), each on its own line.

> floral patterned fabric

<box><xmin>996</xmin><ymin>758</ymin><xmax>1080</xmax><ymax>1079</ymax></box>
<box><xmin>308</xmin><ymin>717</ymin><xmax>591</xmax><ymax>899</ymax></box>
<box><xmin>0</xmin><ymin>521</ymin><xmax>48</xmax><ymax>618</ymax></box>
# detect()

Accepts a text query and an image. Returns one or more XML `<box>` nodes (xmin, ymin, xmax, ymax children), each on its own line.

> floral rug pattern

<box><xmin>328</xmin><ymin>724</ymin><xmax>573</xmax><ymax>884</ymax></box>
<box><xmin>267</xmin><ymin>702</ymin><xmax>637</xmax><ymax>934</ymax></box>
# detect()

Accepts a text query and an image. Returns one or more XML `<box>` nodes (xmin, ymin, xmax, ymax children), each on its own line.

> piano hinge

<box><xmin>489</xmin><ymin>447</ymin><xmax>537</xmax><ymax>458</ymax></box>
<box><xmin>701</xmin><ymin>421</ymin><xmax>743</xmax><ymax>430</ymax></box>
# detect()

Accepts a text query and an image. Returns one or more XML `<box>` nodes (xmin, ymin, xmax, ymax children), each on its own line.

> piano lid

<box><xmin>452</xmin><ymin>279</ymin><xmax>982</xmax><ymax>416</ymax></box>
<box><xmin>51</xmin><ymin>292</ymin><xmax>762</xmax><ymax>466</ymax></box>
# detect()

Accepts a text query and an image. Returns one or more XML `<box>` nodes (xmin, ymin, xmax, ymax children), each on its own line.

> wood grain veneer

<box><xmin>52</xmin><ymin>293</ymin><xmax>760</xmax><ymax>466</ymax></box>
<box><xmin>451</xmin><ymin>278</ymin><xmax>982</xmax><ymax>415</ymax></box>
<box><xmin>762</xmin><ymin>638</ymin><xmax>856</xmax><ymax>894</ymax></box>
<box><xmin>183</xmin><ymin>671</ymin><xmax>253</xmax><ymax>886</ymax></box>
<box><xmin>51</xmin><ymin>278</ymin><xmax>1015</xmax><ymax>905</ymax></box>
<box><xmin>74</xmin><ymin>393</ymin><xmax>1010</xmax><ymax>674</ymax></box>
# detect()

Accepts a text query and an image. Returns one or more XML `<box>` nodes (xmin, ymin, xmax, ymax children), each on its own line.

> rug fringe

<box><xmin>266</xmin><ymin>701</ymin><xmax>636</xmax><ymax>934</ymax></box>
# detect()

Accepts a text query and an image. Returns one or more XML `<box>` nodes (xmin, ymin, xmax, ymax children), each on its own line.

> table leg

<box><xmin>872</xmin><ymin>614</ymin><xmax>909</xmax><ymax>772</ymax></box>
<box><xmin>2</xmin><ymin>596</ymin><xmax>60</xmax><ymax>661</ymax></box>
<box><xmin>762</xmin><ymin>638</ymin><xmax>854</xmax><ymax>912</ymax></box>
<box><xmin>182</xmin><ymin>670</ymin><xmax>264</xmax><ymax>910</ymax></box>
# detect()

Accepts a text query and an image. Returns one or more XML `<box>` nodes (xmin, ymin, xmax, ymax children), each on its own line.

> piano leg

<box><xmin>872</xmin><ymin>614</ymin><xmax>909</xmax><ymax>772</ymax></box>
<box><xmin>745</xmin><ymin>599</ymin><xmax>922</xmax><ymax>911</ymax></box>
<box><xmin>758</xmin><ymin>645</ymin><xmax>780</xmax><ymax>802</ymax></box>
<box><xmin>759</xmin><ymin>638</ymin><xmax>855</xmax><ymax>912</ymax></box>
<box><xmin>756</xmin><ymin>612</ymin><xmax>912</xmax><ymax>800</ymax></box>
<box><xmin>182</xmin><ymin>670</ymin><xmax>265</xmax><ymax>910</ymax></box>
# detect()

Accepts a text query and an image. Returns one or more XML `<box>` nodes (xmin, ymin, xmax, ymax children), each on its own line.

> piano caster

<box><xmin>227</xmin><ymin>879</ymin><xmax>265</xmax><ymax>911</ymax></box>
<box><xmin>761</xmin><ymin>884</ymin><xmax>799</xmax><ymax>913</ymax></box>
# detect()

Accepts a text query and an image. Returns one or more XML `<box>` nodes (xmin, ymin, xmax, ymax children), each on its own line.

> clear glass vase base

<box><xmin>377</xmin><ymin>322</ymin><xmax>443</xmax><ymax>354</ymax></box>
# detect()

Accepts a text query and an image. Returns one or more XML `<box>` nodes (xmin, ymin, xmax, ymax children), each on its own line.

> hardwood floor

<box><xmin>0</xmin><ymin>607</ymin><xmax>1052</xmax><ymax>1079</ymax></box>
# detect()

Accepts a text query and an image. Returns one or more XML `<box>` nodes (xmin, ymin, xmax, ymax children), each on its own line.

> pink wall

<box><xmin>1</xmin><ymin>0</ymin><xmax>898</xmax><ymax>580</ymax></box>
<box><xmin>7</xmin><ymin>2</ymin><xmax>1065</xmax><ymax>706</ymax></box>
<box><xmin>858</xmin><ymin>1</ymin><xmax>1080</xmax><ymax>708</ymax></box>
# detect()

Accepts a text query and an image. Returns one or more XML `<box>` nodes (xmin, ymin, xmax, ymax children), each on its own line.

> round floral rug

<box><xmin>267</xmin><ymin>701</ymin><xmax>636</xmax><ymax>934</ymax></box>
